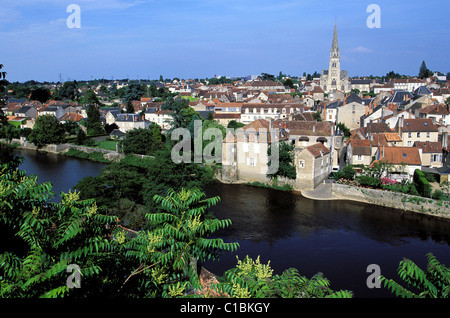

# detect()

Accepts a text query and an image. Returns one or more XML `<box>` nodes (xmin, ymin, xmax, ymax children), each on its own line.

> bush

<box><xmin>413</xmin><ymin>169</ymin><xmax>432</xmax><ymax>197</ymax></box>
<box><xmin>342</xmin><ymin>165</ymin><xmax>356</xmax><ymax>180</ymax></box>
<box><xmin>358</xmin><ymin>175</ymin><xmax>382</xmax><ymax>188</ymax></box>
<box><xmin>333</xmin><ymin>171</ymin><xmax>344</xmax><ymax>181</ymax></box>
<box><xmin>382</xmin><ymin>183</ymin><xmax>420</xmax><ymax>196</ymax></box>
<box><xmin>432</xmin><ymin>189</ymin><xmax>445</xmax><ymax>201</ymax></box>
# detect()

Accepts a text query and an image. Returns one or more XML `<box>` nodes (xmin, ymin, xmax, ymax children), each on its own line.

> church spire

<box><xmin>331</xmin><ymin>22</ymin><xmax>339</xmax><ymax>52</ymax></box>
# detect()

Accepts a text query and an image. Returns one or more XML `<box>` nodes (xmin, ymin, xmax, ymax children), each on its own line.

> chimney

<box><xmin>398</xmin><ymin>117</ymin><xmax>404</xmax><ymax>135</ymax></box>
<box><xmin>414</xmin><ymin>108</ymin><xmax>420</xmax><ymax>118</ymax></box>
<box><xmin>442</xmin><ymin>132</ymin><xmax>448</xmax><ymax>149</ymax></box>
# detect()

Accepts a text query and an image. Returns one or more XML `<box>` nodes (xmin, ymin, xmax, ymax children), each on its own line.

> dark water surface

<box><xmin>4</xmin><ymin>146</ymin><xmax>450</xmax><ymax>298</ymax></box>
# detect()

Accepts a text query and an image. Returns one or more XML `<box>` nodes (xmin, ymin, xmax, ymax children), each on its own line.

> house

<box><xmin>59</xmin><ymin>112</ymin><xmax>84</xmax><ymax>123</ymax></box>
<box><xmin>39</xmin><ymin>105</ymin><xmax>66</xmax><ymax>119</ymax></box>
<box><xmin>383</xmin><ymin>90</ymin><xmax>415</xmax><ymax>110</ymax></box>
<box><xmin>374</xmin><ymin>146</ymin><xmax>422</xmax><ymax>181</ymax></box>
<box><xmin>213</xmin><ymin>113</ymin><xmax>241</xmax><ymax>127</ymax></box>
<box><xmin>350</xmin><ymin>79</ymin><xmax>372</xmax><ymax>93</ymax></box>
<box><xmin>296</xmin><ymin>142</ymin><xmax>332</xmax><ymax>189</ymax></box>
<box><xmin>347</xmin><ymin>139</ymin><xmax>372</xmax><ymax>166</ymax></box>
<box><xmin>395</xmin><ymin>118</ymin><xmax>439</xmax><ymax>147</ymax></box>
<box><xmin>2</xmin><ymin>103</ymin><xmax>23</xmax><ymax>115</ymax></box>
<box><xmin>336</xmin><ymin>94</ymin><xmax>367</xmax><ymax>130</ymax></box>
<box><xmin>418</xmin><ymin>104</ymin><xmax>449</xmax><ymax>126</ymax></box>
<box><xmin>104</xmin><ymin>108</ymin><xmax>121</xmax><ymax>125</ymax></box>
<box><xmin>361</xmin><ymin>105</ymin><xmax>393</xmax><ymax>127</ymax></box>
<box><xmin>145</xmin><ymin>109</ymin><xmax>173</xmax><ymax>131</ymax></box>
<box><xmin>278</xmin><ymin>120</ymin><xmax>343</xmax><ymax>170</ymax></box>
<box><xmin>413</xmin><ymin>141</ymin><xmax>443</xmax><ymax>168</ymax></box>
<box><xmin>323</xmin><ymin>100</ymin><xmax>339</xmax><ymax>123</ymax></box>
<box><xmin>240</xmin><ymin>104</ymin><xmax>301</xmax><ymax>124</ymax></box>
<box><xmin>380</xmin><ymin>109</ymin><xmax>415</xmax><ymax>129</ymax></box>
<box><xmin>391</xmin><ymin>78</ymin><xmax>424</xmax><ymax>92</ymax></box>
<box><xmin>115</xmin><ymin>113</ymin><xmax>150</xmax><ymax>133</ymax></box>
<box><xmin>246</xmin><ymin>80</ymin><xmax>285</xmax><ymax>92</ymax></box>
<box><xmin>221</xmin><ymin>119</ymin><xmax>286</xmax><ymax>183</ymax></box>
<box><xmin>15</xmin><ymin>106</ymin><xmax>37</xmax><ymax>119</ymax></box>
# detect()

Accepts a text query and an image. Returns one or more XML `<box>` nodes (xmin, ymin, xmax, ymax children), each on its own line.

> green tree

<box><xmin>3</xmin><ymin>124</ymin><xmax>20</xmax><ymax>144</ymax></box>
<box><xmin>419</xmin><ymin>61</ymin><xmax>432</xmax><ymax>79</ymax></box>
<box><xmin>121</xmin><ymin>128</ymin><xmax>163</xmax><ymax>155</ymax></box>
<box><xmin>86</xmin><ymin>105</ymin><xmax>104</xmax><ymax>135</ymax></box>
<box><xmin>76</xmin><ymin>127</ymin><xmax>86</xmax><ymax>145</ymax></box>
<box><xmin>267</xmin><ymin>142</ymin><xmax>297</xmax><ymax>181</ymax></box>
<box><xmin>337</xmin><ymin>122</ymin><xmax>350</xmax><ymax>138</ymax></box>
<box><xmin>0</xmin><ymin>160</ymin><xmax>120</xmax><ymax>298</ymax></box>
<box><xmin>122</xmin><ymin>82</ymin><xmax>145</xmax><ymax>102</ymax></box>
<box><xmin>227</xmin><ymin>120</ymin><xmax>245</xmax><ymax>130</ymax></box>
<box><xmin>29</xmin><ymin>87</ymin><xmax>51</xmax><ymax>103</ymax></box>
<box><xmin>342</xmin><ymin>165</ymin><xmax>356</xmax><ymax>180</ymax></box>
<box><xmin>380</xmin><ymin>253</ymin><xmax>450</xmax><ymax>298</ymax></box>
<box><xmin>120</xmin><ymin>188</ymin><xmax>239</xmax><ymax>297</ymax></box>
<box><xmin>313</xmin><ymin>111</ymin><xmax>322</xmax><ymax>121</ymax></box>
<box><xmin>80</xmin><ymin>89</ymin><xmax>101</xmax><ymax>106</ymax></box>
<box><xmin>284</xmin><ymin>78</ymin><xmax>294</xmax><ymax>89</ymax></box>
<box><xmin>62</xmin><ymin>120</ymin><xmax>79</xmax><ymax>135</ymax></box>
<box><xmin>28</xmin><ymin>114</ymin><xmax>65</xmax><ymax>148</ymax></box>
<box><xmin>58</xmin><ymin>81</ymin><xmax>79</xmax><ymax>101</ymax></box>
<box><xmin>125</xmin><ymin>100</ymin><xmax>135</xmax><ymax>113</ymax></box>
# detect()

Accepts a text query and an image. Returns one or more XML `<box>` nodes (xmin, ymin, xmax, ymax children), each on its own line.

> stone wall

<box><xmin>332</xmin><ymin>183</ymin><xmax>450</xmax><ymax>219</ymax></box>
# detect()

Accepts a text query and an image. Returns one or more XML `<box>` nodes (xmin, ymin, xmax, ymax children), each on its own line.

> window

<box><xmin>248</xmin><ymin>158</ymin><xmax>256</xmax><ymax>166</ymax></box>
<box><xmin>432</xmin><ymin>154</ymin><xmax>442</xmax><ymax>162</ymax></box>
<box><xmin>357</xmin><ymin>155</ymin><xmax>363</xmax><ymax>161</ymax></box>
<box><xmin>408</xmin><ymin>132</ymin><xmax>412</xmax><ymax>138</ymax></box>
<box><xmin>417</xmin><ymin>132</ymin><xmax>421</xmax><ymax>138</ymax></box>
<box><xmin>427</xmin><ymin>132</ymin><xmax>431</xmax><ymax>138</ymax></box>
<box><xmin>298</xmin><ymin>160</ymin><xmax>305</xmax><ymax>169</ymax></box>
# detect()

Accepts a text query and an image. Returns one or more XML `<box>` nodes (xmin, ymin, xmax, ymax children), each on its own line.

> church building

<box><xmin>320</xmin><ymin>23</ymin><xmax>350</xmax><ymax>94</ymax></box>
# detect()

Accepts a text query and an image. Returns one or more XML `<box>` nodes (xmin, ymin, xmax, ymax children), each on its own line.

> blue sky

<box><xmin>1</xmin><ymin>0</ymin><xmax>449</xmax><ymax>82</ymax></box>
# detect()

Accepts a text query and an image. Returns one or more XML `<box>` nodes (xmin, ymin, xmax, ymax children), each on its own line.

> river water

<box><xmin>3</xmin><ymin>146</ymin><xmax>450</xmax><ymax>298</ymax></box>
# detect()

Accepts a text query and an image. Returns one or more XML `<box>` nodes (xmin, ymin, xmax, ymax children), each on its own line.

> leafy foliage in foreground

<box><xmin>118</xmin><ymin>188</ymin><xmax>239</xmax><ymax>297</ymax></box>
<box><xmin>380</xmin><ymin>253</ymin><xmax>450</xmax><ymax>298</ymax></box>
<box><xmin>0</xmin><ymin>158</ymin><xmax>119</xmax><ymax>298</ymax></box>
<box><xmin>213</xmin><ymin>256</ymin><xmax>353</xmax><ymax>298</ymax></box>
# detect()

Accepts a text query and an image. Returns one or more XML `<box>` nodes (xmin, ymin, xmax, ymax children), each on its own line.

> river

<box><xmin>3</xmin><ymin>146</ymin><xmax>450</xmax><ymax>298</ymax></box>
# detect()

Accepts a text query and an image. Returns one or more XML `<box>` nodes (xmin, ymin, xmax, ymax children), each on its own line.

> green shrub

<box><xmin>382</xmin><ymin>183</ymin><xmax>420</xmax><ymax>196</ymax></box>
<box><xmin>333</xmin><ymin>171</ymin><xmax>344</xmax><ymax>181</ymax></box>
<box><xmin>432</xmin><ymin>189</ymin><xmax>445</xmax><ymax>201</ymax></box>
<box><xmin>413</xmin><ymin>169</ymin><xmax>432</xmax><ymax>197</ymax></box>
<box><xmin>358</xmin><ymin>175</ymin><xmax>382</xmax><ymax>188</ymax></box>
<box><xmin>342</xmin><ymin>165</ymin><xmax>356</xmax><ymax>180</ymax></box>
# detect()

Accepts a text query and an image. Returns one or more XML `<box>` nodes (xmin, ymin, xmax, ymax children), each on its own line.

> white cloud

<box><xmin>350</xmin><ymin>46</ymin><xmax>374</xmax><ymax>53</ymax></box>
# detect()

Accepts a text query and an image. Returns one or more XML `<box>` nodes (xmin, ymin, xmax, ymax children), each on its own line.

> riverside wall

<box><xmin>332</xmin><ymin>183</ymin><xmax>450</xmax><ymax>219</ymax></box>
<box><xmin>2</xmin><ymin>138</ymin><xmax>125</xmax><ymax>162</ymax></box>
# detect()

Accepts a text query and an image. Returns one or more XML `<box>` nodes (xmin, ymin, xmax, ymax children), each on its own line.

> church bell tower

<box><xmin>327</xmin><ymin>22</ymin><xmax>341</xmax><ymax>90</ymax></box>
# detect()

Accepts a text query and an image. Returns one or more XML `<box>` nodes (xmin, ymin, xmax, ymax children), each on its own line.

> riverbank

<box><xmin>302</xmin><ymin>182</ymin><xmax>450</xmax><ymax>220</ymax></box>
<box><xmin>1</xmin><ymin>139</ymin><xmax>123</xmax><ymax>163</ymax></box>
